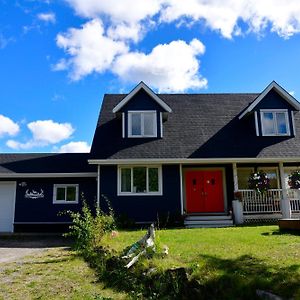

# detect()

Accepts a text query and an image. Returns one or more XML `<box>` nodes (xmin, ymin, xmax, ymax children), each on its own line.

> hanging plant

<box><xmin>288</xmin><ymin>170</ymin><xmax>300</xmax><ymax>189</ymax></box>
<box><xmin>248</xmin><ymin>171</ymin><xmax>270</xmax><ymax>194</ymax></box>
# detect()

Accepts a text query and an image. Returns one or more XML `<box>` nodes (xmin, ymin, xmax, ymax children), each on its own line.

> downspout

<box><xmin>97</xmin><ymin>164</ymin><xmax>100</xmax><ymax>209</ymax></box>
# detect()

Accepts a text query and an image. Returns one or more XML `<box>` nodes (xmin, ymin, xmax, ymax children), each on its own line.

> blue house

<box><xmin>1</xmin><ymin>81</ymin><xmax>300</xmax><ymax>232</ymax></box>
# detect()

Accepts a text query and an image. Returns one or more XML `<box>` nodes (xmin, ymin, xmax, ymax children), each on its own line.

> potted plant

<box><xmin>288</xmin><ymin>170</ymin><xmax>300</xmax><ymax>189</ymax></box>
<box><xmin>248</xmin><ymin>171</ymin><xmax>270</xmax><ymax>194</ymax></box>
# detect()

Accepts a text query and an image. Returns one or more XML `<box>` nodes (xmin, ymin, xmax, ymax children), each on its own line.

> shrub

<box><xmin>64</xmin><ymin>198</ymin><xmax>115</xmax><ymax>254</ymax></box>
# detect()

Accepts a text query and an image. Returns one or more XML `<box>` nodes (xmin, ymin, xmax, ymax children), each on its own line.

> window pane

<box><xmin>56</xmin><ymin>187</ymin><xmax>65</xmax><ymax>201</ymax></box>
<box><xmin>262</xmin><ymin>112</ymin><xmax>275</xmax><ymax>134</ymax></box>
<box><xmin>237</xmin><ymin>168</ymin><xmax>253</xmax><ymax>189</ymax></box>
<box><xmin>263</xmin><ymin>170</ymin><xmax>278</xmax><ymax>189</ymax></box>
<box><xmin>149</xmin><ymin>168</ymin><xmax>159</xmax><ymax>192</ymax></box>
<box><xmin>121</xmin><ymin>168</ymin><xmax>131</xmax><ymax>192</ymax></box>
<box><xmin>133</xmin><ymin>167</ymin><xmax>146</xmax><ymax>193</ymax></box>
<box><xmin>276</xmin><ymin>112</ymin><xmax>288</xmax><ymax>134</ymax></box>
<box><xmin>66</xmin><ymin>186</ymin><xmax>76</xmax><ymax>201</ymax></box>
<box><xmin>144</xmin><ymin>113</ymin><xmax>155</xmax><ymax>136</ymax></box>
<box><xmin>131</xmin><ymin>113</ymin><xmax>141</xmax><ymax>136</ymax></box>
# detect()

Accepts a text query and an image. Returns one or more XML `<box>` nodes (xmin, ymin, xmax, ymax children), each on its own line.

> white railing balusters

<box><xmin>238</xmin><ymin>189</ymin><xmax>300</xmax><ymax>214</ymax></box>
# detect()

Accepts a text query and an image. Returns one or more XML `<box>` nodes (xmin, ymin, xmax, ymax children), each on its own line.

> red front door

<box><xmin>185</xmin><ymin>170</ymin><xmax>224</xmax><ymax>213</ymax></box>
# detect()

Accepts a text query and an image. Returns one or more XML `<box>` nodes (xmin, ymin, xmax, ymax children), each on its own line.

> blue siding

<box><xmin>254</xmin><ymin>89</ymin><xmax>295</xmax><ymax>136</ymax></box>
<box><xmin>14</xmin><ymin>177</ymin><xmax>97</xmax><ymax>223</ymax></box>
<box><xmin>100</xmin><ymin>165</ymin><xmax>181</xmax><ymax>222</ymax></box>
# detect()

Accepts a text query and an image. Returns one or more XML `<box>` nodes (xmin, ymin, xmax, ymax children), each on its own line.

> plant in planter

<box><xmin>248</xmin><ymin>171</ymin><xmax>270</xmax><ymax>194</ymax></box>
<box><xmin>288</xmin><ymin>170</ymin><xmax>300</xmax><ymax>189</ymax></box>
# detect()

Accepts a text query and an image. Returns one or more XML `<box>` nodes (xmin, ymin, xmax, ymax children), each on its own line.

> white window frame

<box><xmin>53</xmin><ymin>184</ymin><xmax>79</xmax><ymax>204</ymax></box>
<box><xmin>128</xmin><ymin>111</ymin><xmax>157</xmax><ymax>138</ymax></box>
<box><xmin>118</xmin><ymin>165</ymin><xmax>162</xmax><ymax>196</ymax></box>
<box><xmin>260</xmin><ymin>109</ymin><xmax>290</xmax><ymax>136</ymax></box>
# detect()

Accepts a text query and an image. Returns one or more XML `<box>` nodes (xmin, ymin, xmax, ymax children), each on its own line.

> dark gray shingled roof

<box><xmin>0</xmin><ymin>153</ymin><xmax>96</xmax><ymax>174</ymax></box>
<box><xmin>90</xmin><ymin>93</ymin><xmax>300</xmax><ymax>159</ymax></box>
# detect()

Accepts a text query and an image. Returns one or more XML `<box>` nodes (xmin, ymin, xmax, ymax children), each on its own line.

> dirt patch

<box><xmin>0</xmin><ymin>235</ymin><xmax>71</xmax><ymax>264</ymax></box>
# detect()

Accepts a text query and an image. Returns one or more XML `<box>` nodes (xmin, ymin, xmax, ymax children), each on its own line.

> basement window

<box><xmin>53</xmin><ymin>184</ymin><xmax>79</xmax><ymax>204</ymax></box>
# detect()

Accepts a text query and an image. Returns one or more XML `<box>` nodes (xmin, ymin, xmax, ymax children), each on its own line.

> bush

<box><xmin>65</xmin><ymin>199</ymin><xmax>115</xmax><ymax>254</ymax></box>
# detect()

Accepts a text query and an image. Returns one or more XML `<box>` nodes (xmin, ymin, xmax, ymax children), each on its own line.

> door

<box><xmin>185</xmin><ymin>170</ymin><xmax>224</xmax><ymax>213</ymax></box>
<box><xmin>0</xmin><ymin>182</ymin><xmax>16</xmax><ymax>232</ymax></box>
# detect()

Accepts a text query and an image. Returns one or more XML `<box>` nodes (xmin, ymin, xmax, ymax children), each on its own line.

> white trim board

<box><xmin>112</xmin><ymin>81</ymin><xmax>172</xmax><ymax>113</ymax></box>
<box><xmin>239</xmin><ymin>81</ymin><xmax>300</xmax><ymax>119</ymax></box>
<box><xmin>0</xmin><ymin>172</ymin><xmax>97</xmax><ymax>178</ymax></box>
<box><xmin>89</xmin><ymin>157</ymin><xmax>300</xmax><ymax>165</ymax></box>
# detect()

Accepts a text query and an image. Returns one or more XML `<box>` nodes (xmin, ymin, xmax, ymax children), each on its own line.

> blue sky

<box><xmin>1</xmin><ymin>0</ymin><xmax>300</xmax><ymax>153</ymax></box>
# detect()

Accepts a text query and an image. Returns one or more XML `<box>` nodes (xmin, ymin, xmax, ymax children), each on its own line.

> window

<box><xmin>260</xmin><ymin>110</ymin><xmax>290</xmax><ymax>136</ymax></box>
<box><xmin>53</xmin><ymin>184</ymin><xmax>79</xmax><ymax>204</ymax></box>
<box><xmin>119</xmin><ymin>166</ymin><xmax>162</xmax><ymax>195</ymax></box>
<box><xmin>257</xmin><ymin>167</ymin><xmax>279</xmax><ymax>189</ymax></box>
<box><xmin>237</xmin><ymin>168</ymin><xmax>254</xmax><ymax>189</ymax></box>
<box><xmin>128</xmin><ymin>111</ymin><xmax>157</xmax><ymax>137</ymax></box>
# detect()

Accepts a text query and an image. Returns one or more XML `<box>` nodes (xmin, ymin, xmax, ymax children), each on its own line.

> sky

<box><xmin>1</xmin><ymin>0</ymin><xmax>300</xmax><ymax>153</ymax></box>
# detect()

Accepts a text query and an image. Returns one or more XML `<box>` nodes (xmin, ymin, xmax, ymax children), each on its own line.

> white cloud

<box><xmin>57</xmin><ymin>141</ymin><xmax>91</xmax><ymax>153</ymax></box>
<box><xmin>0</xmin><ymin>115</ymin><xmax>19</xmax><ymax>137</ymax></box>
<box><xmin>0</xmin><ymin>34</ymin><xmax>14</xmax><ymax>49</ymax></box>
<box><xmin>7</xmin><ymin>120</ymin><xmax>74</xmax><ymax>150</ymax></box>
<box><xmin>65</xmin><ymin>0</ymin><xmax>300</xmax><ymax>39</ymax></box>
<box><xmin>161</xmin><ymin>0</ymin><xmax>300</xmax><ymax>39</ymax></box>
<box><xmin>55</xmin><ymin>19</ymin><xmax>128</xmax><ymax>80</ymax></box>
<box><xmin>113</xmin><ymin>39</ymin><xmax>207</xmax><ymax>92</ymax></box>
<box><xmin>37</xmin><ymin>12</ymin><xmax>56</xmax><ymax>24</ymax></box>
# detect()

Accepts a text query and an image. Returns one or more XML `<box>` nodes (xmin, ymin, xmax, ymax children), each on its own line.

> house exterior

<box><xmin>1</xmin><ymin>80</ymin><xmax>300</xmax><ymax>232</ymax></box>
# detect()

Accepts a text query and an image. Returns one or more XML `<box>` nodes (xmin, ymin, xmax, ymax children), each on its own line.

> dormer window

<box><xmin>128</xmin><ymin>111</ymin><xmax>157</xmax><ymax>138</ymax></box>
<box><xmin>260</xmin><ymin>109</ymin><xmax>290</xmax><ymax>136</ymax></box>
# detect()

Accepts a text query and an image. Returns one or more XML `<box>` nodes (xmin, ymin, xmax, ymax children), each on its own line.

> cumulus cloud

<box><xmin>161</xmin><ymin>0</ymin><xmax>300</xmax><ymax>39</ymax></box>
<box><xmin>6</xmin><ymin>120</ymin><xmax>74</xmax><ymax>150</ymax></box>
<box><xmin>0</xmin><ymin>115</ymin><xmax>19</xmax><ymax>137</ymax></box>
<box><xmin>57</xmin><ymin>141</ymin><xmax>91</xmax><ymax>153</ymax></box>
<box><xmin>65</xmin><ymin>0</ymin><xmax>300</xmax><ymax>39</ymax></box>
<box><xmin>113</xmin><ymin>39</ymin><xmax>207</xmax><ymax>92</ymax></box>
<box><xmin>37</xmin><ymin>12</ymin><xmax>56</xmax><ymax>24</ymax></box>
<box><xmin>54</xmin><ymin>19</ymin><xmax>128</xmax><ymax>80</ymax></box>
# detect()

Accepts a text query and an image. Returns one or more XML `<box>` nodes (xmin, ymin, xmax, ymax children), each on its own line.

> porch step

<box><xmin>184</xmin><ymin>215</ymin><xmax>233</xmax><ymax>228</ymax></box>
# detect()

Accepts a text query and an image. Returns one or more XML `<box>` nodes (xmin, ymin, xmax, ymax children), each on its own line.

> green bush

<box><xmin>65</xmin><ymin>199</ymin><xmax>115</xmax><ymax>254</ymax></box>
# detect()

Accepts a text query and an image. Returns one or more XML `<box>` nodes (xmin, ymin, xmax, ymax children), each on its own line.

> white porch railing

<box><xmin>238</xmin><ymin>189</ymin><xmax>300</xmax><ymax>214</ymax></box>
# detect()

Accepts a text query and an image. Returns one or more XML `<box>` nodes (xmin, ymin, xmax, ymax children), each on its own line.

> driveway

<box><xmin>0</xmin><ymin>235</ymin><xmax>71</xmax><ymax>264</ymax></box>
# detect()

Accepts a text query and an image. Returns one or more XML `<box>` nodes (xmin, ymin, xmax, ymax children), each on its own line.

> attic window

<box><xmin>260</xmin><ymin>110</ymin><xmax>290</xmax><ymax>136</ymax></box>
<box><xmin>128</xmin><ymin>111</ymin><xmax>157</xmax><ymax>138</ymax></box>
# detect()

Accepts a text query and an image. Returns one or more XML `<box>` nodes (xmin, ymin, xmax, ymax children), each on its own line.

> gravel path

<box><xmin>0</xmin><ymin>236</ymin><xmax>70</xmax><ymax>264</ymax></box>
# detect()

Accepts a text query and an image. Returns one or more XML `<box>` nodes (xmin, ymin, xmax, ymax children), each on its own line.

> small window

<box><xmin>53</xmin><ymin>184</ymin><xmax>79</xmax><ymax>204</ymax></box>
<box><xmin>260</xmin><ymin>110</ymin><xmax>290</xmax><ymax>136</ymax></box>
<box><xmin>118</xmin><ymin>166</ymin><xmax>162</xmax><ymax>195</ymax></box>
<box><xmin>257</xmin><ymin>167</ymin><xmax>279</xmax><ymax>189</ymax></box>
<box><xmin>128</xmin><ymin>111</ymin><xmax>157</xmax><ymax>138</ymax></box>
<box><xmin>237</xmin><ymin>168</ymin><xmax>254</xmax><ymax>189</ymax></box>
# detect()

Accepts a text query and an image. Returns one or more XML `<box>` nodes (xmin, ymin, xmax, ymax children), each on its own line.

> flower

<box><xmin>248</xmin><ymin>171</ymin><xmax>270</xmax><ymax>194</ymax></box>
<box><xmin>288</xmin><ymin>170</ymin><xmax>300</xmax><ymax>189</ymax></box>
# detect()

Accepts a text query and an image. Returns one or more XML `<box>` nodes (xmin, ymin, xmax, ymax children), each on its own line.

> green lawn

<box><xmin>0</xmin><ymin>247</ymin><xmax>129</xmax><ymax>300</ymax></box>
<box><xmin>101</xmin><ymin>225</ymin><xmax>300</xmax><ymax>299</ymax></box>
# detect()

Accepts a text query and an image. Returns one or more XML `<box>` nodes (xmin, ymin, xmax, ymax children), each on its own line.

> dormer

<box><xmin>239</xmin><ymin>81</ymin><xmax>300</xmax><ymax>137</ymax></box>
<box><xmin>112</xmin><ymin>82</ymin><xmax>172</xmax><ymax>139</ymax></box>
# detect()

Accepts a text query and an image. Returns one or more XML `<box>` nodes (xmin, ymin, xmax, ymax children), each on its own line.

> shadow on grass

<box><xmin>86</xmin><ymin>251</ymin><xmax>300</xmax><ymax>300</ymax></box>
<box><xmin>191</xmin><ymin>254</ymin><xmax>300</xmax><ymax>300</ymax></box>
<box><xmin>261</xmin><ymin>229</ymin><xmax>300</xmax><ymax>236</ymax></box>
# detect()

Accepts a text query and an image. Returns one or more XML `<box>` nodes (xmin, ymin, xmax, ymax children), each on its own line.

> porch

<box><xmin>232</xmin><ymin>162</ymin><xmax>300</xmax><ymax>223</ymax></box>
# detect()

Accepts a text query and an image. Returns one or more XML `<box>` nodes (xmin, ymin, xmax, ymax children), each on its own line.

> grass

<box><xmin>0</xmin><ymin>247</ymin><xmax>129</xmax><ymax>300</ymax></box>
<box><xmin>101</xmin><ymin>225</ymin><xmax>300</xmax><ymax>299</ymax></box>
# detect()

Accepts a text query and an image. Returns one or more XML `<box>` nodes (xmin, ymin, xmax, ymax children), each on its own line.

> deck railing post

<box><xmin>279</xmin><ymin>162</ymin><xmax>291</xmax><ymax>219</ymax></box>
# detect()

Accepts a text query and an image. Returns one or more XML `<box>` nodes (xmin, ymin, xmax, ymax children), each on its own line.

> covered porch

<box><xmin>232</xmin><ymin>162</ymin><xmax>300</xmax><ymax>223</ymax></box>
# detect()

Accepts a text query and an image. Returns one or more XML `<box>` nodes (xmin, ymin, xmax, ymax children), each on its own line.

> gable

<box><xmin>112</xmin><ymin>81</ymin><xmax>172</xmax><ymax>113</ymax></box>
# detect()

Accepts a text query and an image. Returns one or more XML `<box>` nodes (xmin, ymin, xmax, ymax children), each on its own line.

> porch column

<box><xmin>232</xmin><ymin>163</ymin><xmax>238</xmax><ymax>192</ymax></box>
<box><xmin>97</xmin><ymin>165</ymin><xmax>101</xmax><ymax>209</ymax></box>
<box><xmin>279</xmin><ymin>162</ymin><xmax>291</xmax><ymax>219</ymax></box>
